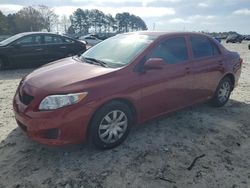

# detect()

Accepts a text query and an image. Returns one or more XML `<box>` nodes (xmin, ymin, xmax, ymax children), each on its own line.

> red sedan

<box><xmin>13</xmin><ymin>32</ymin><xmax>242</xmax><ymax>149</ymax></box>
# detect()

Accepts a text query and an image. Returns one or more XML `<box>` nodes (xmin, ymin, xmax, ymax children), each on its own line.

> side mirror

<box><xmin>144</xmin><ymin>58</ymin><xmax>165</xmax><ymax>70</ymax></box>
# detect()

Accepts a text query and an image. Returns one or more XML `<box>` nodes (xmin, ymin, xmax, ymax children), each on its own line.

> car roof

<box><xmin>17</xmin><ymin>32</ymin><xmax>65</xmax><ymax>37</ymax></box>
<box><xmin>122</xmin><ymin>31</ymin><xmax>211</xmax><ymax>38</ymax></box>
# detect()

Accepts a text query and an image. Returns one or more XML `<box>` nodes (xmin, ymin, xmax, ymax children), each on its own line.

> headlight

<box><xmin>39</xmin><ymin>92</ymin><xmax>88</xmax><ymax>110</ymax></box>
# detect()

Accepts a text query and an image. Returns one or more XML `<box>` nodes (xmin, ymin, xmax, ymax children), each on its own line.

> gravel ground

<box><xmin>0</xmin><ymin>41</ymin><xmax>250</xmax><ymax>188</ymax></box>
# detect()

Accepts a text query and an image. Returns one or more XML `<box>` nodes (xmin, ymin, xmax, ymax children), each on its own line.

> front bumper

<box><xmin>13</xmin><ymin>91</ymin><xmax>93</xmax><ymax>146</ymax></box>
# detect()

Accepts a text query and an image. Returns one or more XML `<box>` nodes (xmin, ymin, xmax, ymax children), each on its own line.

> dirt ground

<box><xmin>0</xmin><ymin>41</ymin><xmax>250</xmax><ymax>188</ymax></box>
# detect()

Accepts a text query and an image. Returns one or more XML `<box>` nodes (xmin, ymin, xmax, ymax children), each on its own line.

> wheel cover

<box><xmin>98</xmin><ymin>110</ymin><xmax>128</xmax><ymax>144</ymax></box>
<box><xmin>218</xmin><ymin>81</ymin><xmax>231</xmax><ymax>103</ymax></box>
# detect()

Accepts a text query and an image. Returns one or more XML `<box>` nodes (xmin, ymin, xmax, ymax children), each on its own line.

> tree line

<box><xmin>68</xmin><ymin>9</ymin><xmax>147</xmax><ymax>35</ymax></box>
<box><xmin>0</xmin><ymin>5</ymin><xmax>147</xmax><ymax>36</ymax></box>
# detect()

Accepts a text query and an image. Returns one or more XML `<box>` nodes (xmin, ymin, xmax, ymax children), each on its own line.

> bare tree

<box><xmin>37</xmin><ymin>5</ymin><xmax>58</xmax><ymax>32</ymax></box>
<box><xmin>60</xmin><ymin>15</ymin><xmax>71</xmax><ymax>34</ymax></box>
<box><xmin>15</xmin><ymin>6</ymin><xmax>44</xmax><ymax>32</ymax></box>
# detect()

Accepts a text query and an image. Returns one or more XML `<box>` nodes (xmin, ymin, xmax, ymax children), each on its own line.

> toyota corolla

<box><xmin>13</xmin><ymin>32</ymin><xmax>242</xmax><ymax>149</ymax></box>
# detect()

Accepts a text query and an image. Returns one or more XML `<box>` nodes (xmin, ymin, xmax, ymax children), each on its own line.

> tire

<box><xmin>210</xmin><ymin>77</ymin><xmax>232</xmax><ymax>107</ymax></box>
<box><xmin>89</xmin><ymin>101</ymin><xmax>133</xmax><ymax>149</ymax></box>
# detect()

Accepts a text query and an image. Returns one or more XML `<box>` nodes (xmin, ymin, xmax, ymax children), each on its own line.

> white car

<box><xmin>79</xmin><ymin>36</ymin><xmax>102</xmax><ymax>47</ymax></box>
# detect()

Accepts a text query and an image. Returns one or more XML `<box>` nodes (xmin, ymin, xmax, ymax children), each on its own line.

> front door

<box><xmin>10</xmin><ymin>35</ymin><xmax>44</xmax><ymax>67</ymax></box>
<box><xmin>139</xmin><ymin>36</ymin><xmax>193</xmax><ymax>121</ymax></box>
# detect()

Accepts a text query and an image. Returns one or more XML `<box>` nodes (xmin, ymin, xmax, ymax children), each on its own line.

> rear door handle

<box><xmin>60</xmin><ymin>46</ymin><xmax>66</xmax><ymax>49</ymax></box>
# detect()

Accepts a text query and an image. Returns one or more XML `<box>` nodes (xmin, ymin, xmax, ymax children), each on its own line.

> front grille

<box><xmin>19</xmin><ymin>92</ymin><xmax>34</xmax><ymax>105</ymax></box>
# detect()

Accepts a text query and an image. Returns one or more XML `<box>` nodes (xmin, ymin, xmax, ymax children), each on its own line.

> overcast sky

<box><xmin>0</xmin><ymin>0</ymin><xmax>250</xmax><ymax>34</ymax></box>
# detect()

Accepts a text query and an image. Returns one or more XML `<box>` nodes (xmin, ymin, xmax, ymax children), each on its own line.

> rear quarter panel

<box><xmin>223</xmin><ymin>50</ymin><xmax>242</xmax><ymax>87</ymax></box>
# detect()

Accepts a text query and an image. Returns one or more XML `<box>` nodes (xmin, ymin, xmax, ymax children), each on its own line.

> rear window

<box><xmin>191</xmin><ymin>36</ymin><xmax>220</xmax><ymax>58</ymax></box>
<box><xmin>64</xmin><ymin>38</ymin><xmax>75</xmax><ymax>43</ymax></box>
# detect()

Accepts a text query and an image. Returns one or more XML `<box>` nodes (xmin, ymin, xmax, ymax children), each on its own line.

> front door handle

<box><xmin>60</xmin><ymin>46</ymin><xmax>66</xmax><ymax>49</ymax></box>
<box><xmin>34</xmin><ymin>48</ymin><xmax>43</xmax><ymax>51</ymax></box>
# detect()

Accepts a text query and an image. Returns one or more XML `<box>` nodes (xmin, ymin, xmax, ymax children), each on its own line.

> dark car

<box><xmin>244</xmin><ymin>35</ymin><xmax>250</xmax><ymax>41</ymax></box>
<box><xmin>13</xmin><ymin>32</ymin><xmax>242</xmax><ymax>149</ymax></box>
<box><xmin>226</xmin><ymin>34</ymin><xmax>243</xmax><ymax>43</ymax></box>
<box><xmin>214</xmin><ymin>37</ymin><xmax>221</xmax><ymax>43</ymax></box>
<box><xmin>0</xmin><ymin>32</ymin><xmax>87</xmax><ymax>70</ymax></box>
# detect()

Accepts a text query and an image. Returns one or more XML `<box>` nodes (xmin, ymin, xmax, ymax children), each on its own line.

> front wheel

<box><xmin>89</xmin><ymin>101</ymin><xmax>133</xmax><ymax>149</ymax></box>
<box><xmin>210</xmin><ymin>77</ymin><xmax>232</xmax><ymax>107</ymax></box>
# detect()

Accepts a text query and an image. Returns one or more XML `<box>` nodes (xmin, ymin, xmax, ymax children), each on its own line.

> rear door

<box><xmin>139</xmin><ymin>36</ymin><xmax>193</xmax><ymax>121</ymax></box>
<box><xmin>188</xmin><ymin>35</ymin><xmax>224</xmax><ymax>101</ymax></box>
<box><xmin>61</xmin><ymin>37</ymin><xmax>83</xmax><ymax>56</ymax></box>
<box><xmin>9</xmin><ymin>35</ymin><xmax>44</xmax><ymax>67</ymax></box>
<box><xmin>43</xmin><ymin>35</ymin><xmax>68</xmax><ymax>63</ymax></box>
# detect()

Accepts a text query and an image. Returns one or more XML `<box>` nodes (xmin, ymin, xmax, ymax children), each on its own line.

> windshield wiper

<box><xmin>82</xmin><ymin>57</ymin><xmax>108</xmax><ymax>67</ymax></box>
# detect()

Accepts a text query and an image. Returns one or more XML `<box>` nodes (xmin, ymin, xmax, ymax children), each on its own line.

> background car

<box><xmin>214</xmin><ymin>37</ymin><xmax>221</xmax><ymax>43</ymax></box>
<box><xmin>226</xmin><ymin>34</ymin><xmax>244</xmax><ymax>43</ymax></box>
<box><xmin>0</xmin><ymin>32</ymin><xmax>87</xmax><ymax>70</ymax></box>
<box><xmin>79</xmin><ymin>35</ymin><xmax>103</xmax><ymax>47</ymax></box>
<box><xmin>244</xmin><ymin>35</ymin><xmax>250</xmax><ymax>41</ymax></box>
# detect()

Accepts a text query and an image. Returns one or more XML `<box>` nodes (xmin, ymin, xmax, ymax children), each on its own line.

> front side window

<box><xmin>146</xmin><ymin>37</ymin><xmax>188</xmax><ymax>64</ymax></box>
<box><xmin>191</xmin><ymin>36</ymin><xmax>220</xmax><ymax>58</ymax></box>
<box><xmin>16</xmin><ymin>35</ymin><xmax>42</xmax><ymax>46</ymax></box>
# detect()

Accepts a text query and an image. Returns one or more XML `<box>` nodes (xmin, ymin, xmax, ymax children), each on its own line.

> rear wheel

<box><xmin>89</xmin><ymin>101</ymin><xmax>132</xmax><ymax>149</ymax></box>
<box><xmin>210</xmin><ymin>77</ymin><xmax>232</xmax><ymax>107</ymax></box>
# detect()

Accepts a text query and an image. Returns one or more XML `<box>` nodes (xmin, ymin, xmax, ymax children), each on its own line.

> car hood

<box><xmin>24</xmin><ymin>57</ymin><xmax>117</xmax><ymax>92</ymax></box>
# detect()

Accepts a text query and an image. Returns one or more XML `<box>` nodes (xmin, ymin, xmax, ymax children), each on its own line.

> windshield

<box><xmin>0</xmin><ymin>33</ymin><xmax>24</xmax><ymax>45</ymax></box>
<box><xmin>80</xmin><ymin>34</ymin><xmax>156</xmax><ymax>68</ymax></box>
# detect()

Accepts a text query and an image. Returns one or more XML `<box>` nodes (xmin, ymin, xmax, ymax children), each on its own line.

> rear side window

<box><xmin>191</xmin><ymin>36</ymin><xmax>220</xmax><ymax>58</ymax></box>
<box><xmin>44</xmin><ymin>35</ymin><xmax>63</xmax><ymax>44</ymax></box>
<box><xmin>147</xmin><ymin>37</ymin><xmax>188</xmax><ymax>64</ymax></box>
